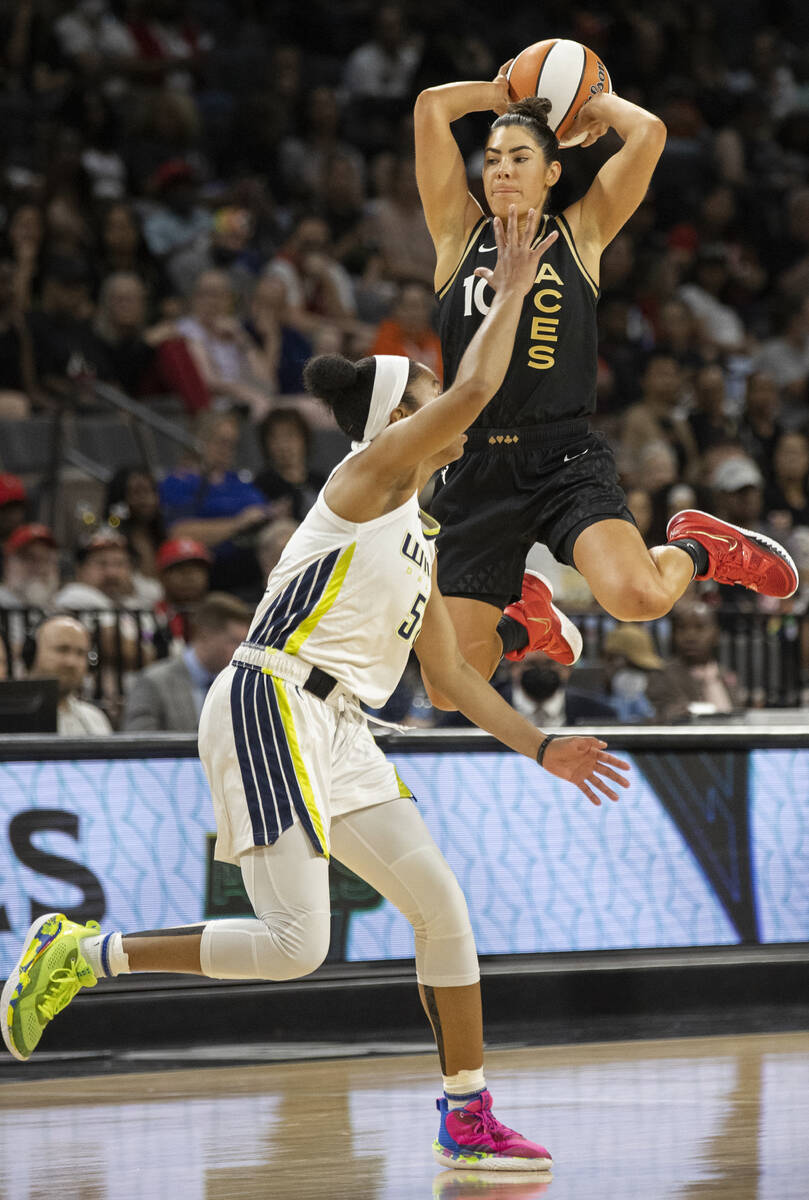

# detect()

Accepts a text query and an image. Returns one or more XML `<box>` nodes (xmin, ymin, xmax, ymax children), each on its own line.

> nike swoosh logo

<box><xmin>479</xmin><ymin>245</ymin><xmax>498</xmax><ymax>253</ymax></box>
<box><xmin>564</xmin><ymin>448</ymin><xmax>590</xmax><ymax>463</ymax></box>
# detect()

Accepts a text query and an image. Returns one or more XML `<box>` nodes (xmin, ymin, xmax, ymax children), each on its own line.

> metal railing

<box><xmin>2</xmin><ymin>606</ymin><xmax>808</xmax><ymax>718</ymax></box>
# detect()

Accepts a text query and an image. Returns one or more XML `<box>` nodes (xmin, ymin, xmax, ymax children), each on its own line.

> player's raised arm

<box><xmin>414</xmin><ymin>64</ymin><xmax>512</xmax><ymax>284</ymax></box>
<box><xmin>363</xmin><ymin>207</ymin><xmax>556</xmax><ymax>475</ymax></box>
<box><xmin>564</xmin><ymin>93</ymin><xmax>667</xmax><ymax>259</ymax></box>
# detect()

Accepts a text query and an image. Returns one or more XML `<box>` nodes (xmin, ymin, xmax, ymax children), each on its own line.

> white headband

<box><xmin>355</xmin><ymin>355</ymin><xmax>410</xmax><ymax>447</ymax></box>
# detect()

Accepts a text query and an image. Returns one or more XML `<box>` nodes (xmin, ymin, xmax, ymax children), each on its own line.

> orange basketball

<box><xmin>507</xmin><ymin>38</ymin><xmax>612</xmax><ymax>146</ymax></box>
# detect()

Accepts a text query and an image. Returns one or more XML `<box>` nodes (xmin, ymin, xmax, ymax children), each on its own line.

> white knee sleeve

<box><xmin>330</xmin><ymin>798</ymin><xmax>480</xmax><ymax>989</ymax></box>
<box><xmin>201</xmin><ymin>824</ymin><xmax>331</xmax><ymax>981</ymax></box>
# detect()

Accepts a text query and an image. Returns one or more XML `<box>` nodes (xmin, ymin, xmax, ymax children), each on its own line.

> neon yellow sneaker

<box><xmin>1</xmin><ymin>912</ymin><xmax>99</xmax><ymax>1061</ymax></box>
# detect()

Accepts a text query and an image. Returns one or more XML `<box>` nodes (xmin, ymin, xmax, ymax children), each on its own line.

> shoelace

<box><xmin>35</xmin><ymin>961</ymin><xmax>91</xmax><ymax>1022</ymax></box>
<box><xmin>465</xmin><ymin>1104</ymin><xmax>519</xmax><ymax>1144</ymax></box>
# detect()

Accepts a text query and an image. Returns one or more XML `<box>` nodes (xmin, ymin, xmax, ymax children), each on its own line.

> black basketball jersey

<box><xmin>436</xmin><ymin>213</ymin><xmax>599</xmax><ymax>428</ymax></box>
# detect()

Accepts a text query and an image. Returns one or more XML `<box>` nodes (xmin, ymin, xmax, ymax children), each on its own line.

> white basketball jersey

<box><xmin>246</xmin><ymin>479</ymin><xmax>438</xmax><ymax>708</ymax></box>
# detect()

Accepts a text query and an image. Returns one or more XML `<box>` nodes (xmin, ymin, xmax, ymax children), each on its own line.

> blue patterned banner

<box><xmin>1</xmin><ymin>747</ymin><xmax>807</xmax><ymax>978</ymax></box>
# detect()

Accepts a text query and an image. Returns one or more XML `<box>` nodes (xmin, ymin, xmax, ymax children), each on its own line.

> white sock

<box><xmin>443</xmin><ymin>1067</ymin><xmax>487</xmax><ymax>1108</ymax></box>
<box><xmin>80</xmin><ymin>932</ymin><xmax>131</xmax><ymax>978</ymax></box>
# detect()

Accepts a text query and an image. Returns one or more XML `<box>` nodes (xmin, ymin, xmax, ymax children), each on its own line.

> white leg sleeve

<box><xmin>330</xmin><ymin>797</ymin><xmax>480</xmax><ymax>988</ymax></box>
<box><xmin>200</xmin><ymin>821</ymin><xmax>332</xmax><ymax>980</ymax></box>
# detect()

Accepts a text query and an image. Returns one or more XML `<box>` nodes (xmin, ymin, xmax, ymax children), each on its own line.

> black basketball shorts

<box><xmin>429</xmin><ymin>420</ymin><xmax>636</xmax><ymax>610</ymax></box>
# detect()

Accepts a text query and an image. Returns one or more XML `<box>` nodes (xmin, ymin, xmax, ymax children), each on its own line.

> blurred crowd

<box><xmin>1</xmin><ymin>0</ymin><xmax>809</xmax><ymax>731</ymax></box>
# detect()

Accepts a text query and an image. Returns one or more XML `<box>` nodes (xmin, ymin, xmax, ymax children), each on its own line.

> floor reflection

<box><xmin>0</xmin><ymin>1034</ymin><xmax>806</xmax><ymax>1200</ymax></box>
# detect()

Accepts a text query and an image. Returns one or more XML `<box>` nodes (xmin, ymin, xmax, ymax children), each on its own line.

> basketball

<box><xmin>506</xmin><ymin>38</ymin><xmax>612</xmax><ymax>146</ymax></box>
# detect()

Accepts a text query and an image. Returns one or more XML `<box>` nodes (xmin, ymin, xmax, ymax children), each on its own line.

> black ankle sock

<box><xmin>497</xmin><ymin>614</ymin><xmax>529</xmax><ymax>655</ymax></box>
<box><xmin>669</xmin><ymin>537</ymin><xmax>710</xmax><ymax>577</ymax></box>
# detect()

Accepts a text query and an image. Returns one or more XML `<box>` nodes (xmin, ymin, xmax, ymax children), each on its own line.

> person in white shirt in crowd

<box><xmin>0</xmin><ymin>524</ymin><xmax>60</xmax><ymax>612</ymax></box>
<box><xmin>55</xmin><ymin>528</ymin><xmax>161</xmax><ymax>611</ymax></box>
<box><xmin>122</xmin><ymin>592</ymin><xmax>251</xmax><ymax>732</ymax></box>
<box><xmin>26</xmin><ymin>614</ymin><xmax>112</xmax><ymax>735</ymax></box>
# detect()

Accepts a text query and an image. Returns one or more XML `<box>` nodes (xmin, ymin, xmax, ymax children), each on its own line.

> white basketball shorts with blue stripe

<box><xmin>198</xmin><ymin>664</ymin><xmax>412</xmax><ymax>865</ymax></box>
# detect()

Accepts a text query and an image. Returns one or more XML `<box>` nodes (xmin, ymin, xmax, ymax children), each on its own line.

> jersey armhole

<box><xmin>555</xmin><ymin>213</ymin><xmax>600</xmax><ymax>298</ymax></box>
<box><xmin>435</xmin><ymin>218</ymin><xmax>488</xmax><ymax>300</ymax></box>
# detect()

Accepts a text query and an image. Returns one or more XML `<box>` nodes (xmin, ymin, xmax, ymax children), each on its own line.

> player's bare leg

<box><xmin>122</xmin><ymin>929</ymin><xmax>205</xmax><ymax>974</ymax></box>
<box><xmin>419</xmin><ymin>981</ymin><xmax>483</xmax><ymax>1076</ymax></box>
<box><xmin>573</xmin><ymin>519</ymin><xmax>694</xmax><ymax>622</ymax></box>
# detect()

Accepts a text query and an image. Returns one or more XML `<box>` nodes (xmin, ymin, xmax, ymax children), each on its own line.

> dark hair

<box><xmin>258</xmin><ymin>407</ymin><xmax>313</xmax><ymax>458</ymax></box>
<box><xmin>191</xmin><ymin>591</ymin><xmax>253</xmax><ymax>636</ymax></box>
<box><xmin>303</xmin><ymin>354</ymin><xmax>421</xmax><ymax>440</ymax></box>
<box><xmin>489</xmin><ymin>97</ymin><xmax>559</xmax><ymax>163</ymax></box>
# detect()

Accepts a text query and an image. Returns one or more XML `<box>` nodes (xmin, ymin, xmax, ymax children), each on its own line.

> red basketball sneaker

<box><xmin>503</xmin><ymin>571</ymin><xmax>582</xmax><ymax>665</ymax></box>
<box><xmin>667</xmin><ymin>509</ymin><xmax>798</xmax><ymax>598</ymax></box>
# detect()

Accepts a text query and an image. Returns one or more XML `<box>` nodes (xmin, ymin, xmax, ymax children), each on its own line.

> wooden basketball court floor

<box><xmin>1</xmin><ymin>1031</ymin><xmax>807</xmax><ymax>1200</ymax></box>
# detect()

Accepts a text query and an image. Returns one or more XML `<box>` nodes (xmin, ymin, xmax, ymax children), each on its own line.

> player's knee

<box><xmin>603</xmin><ymin>578</ymin><xmax>671</xmax><ymax>623</ymax></box>
<box><xmin>254</xmin><ymin>912</ymin><xmax>330</xmax><ymax>980</ymax></box>
<box><xmin>403</xmin><ymin>850</ymin><xmax>472</xmax><ymax>942</ymax></box>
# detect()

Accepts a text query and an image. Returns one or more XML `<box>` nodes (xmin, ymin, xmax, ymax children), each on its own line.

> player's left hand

<box><xmin>560</xmin><ymin>94</ymin><xmax>611</xmax><ymax>149</ymax></box>
<box><xmin>540</xmin><ymin>736</ymin><xmax>630</xmax><ymax>806</ymax></box>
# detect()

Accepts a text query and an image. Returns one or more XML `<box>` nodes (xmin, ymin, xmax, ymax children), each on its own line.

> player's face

<box><xmin>483</xmin><ymin>130</ymin><xmax>558</xmax><ymax>222</ymax></box>
<box><xmin>406</xmin><ymin>367</ymin><xmax>467</xmax><ymax>466</ymax></box>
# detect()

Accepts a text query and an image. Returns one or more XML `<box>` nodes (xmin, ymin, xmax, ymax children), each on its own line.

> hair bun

<box><xmin>303</xmin><ymin>354</ymin><xmax>358</xmax><ymax>402</ymax></box>
<box><xmin>507</xmin><ymin>96</ymin><xmax>553</xmax><ymax>126</ymax></box>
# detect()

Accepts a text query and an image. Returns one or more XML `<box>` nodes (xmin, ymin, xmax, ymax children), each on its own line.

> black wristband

<box><xmin>536</xmin><ymin>734</ymin><xmax>557</xmax><ymax>766</ymax></box>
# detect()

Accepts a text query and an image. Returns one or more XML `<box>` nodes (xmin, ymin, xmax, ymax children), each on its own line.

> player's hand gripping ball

<box><xmin>506</xmin><ymin>38</ymin><xmax>612</xmax><ymax>147</ymax></box>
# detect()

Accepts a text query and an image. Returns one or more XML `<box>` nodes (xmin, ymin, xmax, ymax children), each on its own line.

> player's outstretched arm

<box><xmin>365</xmin><ymin>206</ymin><xmax>556</xmax><ymax>476</ymax></box>
<box><xmin>415</xmin><ymin>581</ymin><xmax>630</xmax><ymax>806</ymax></box>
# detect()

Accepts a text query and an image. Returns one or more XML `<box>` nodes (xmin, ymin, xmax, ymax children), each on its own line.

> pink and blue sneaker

<box><xmin>433</xmin><ymin>1090</ymin><xmax>553</xmax><ymax>1172</ymax></box>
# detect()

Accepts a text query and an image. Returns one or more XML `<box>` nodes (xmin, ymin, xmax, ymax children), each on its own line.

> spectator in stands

<box><xmin>167</xmin><ymin>206</ymin><xmax>263</xmax><ymax>303</ymax></box>
<box><xmin>26</xmin><ymin>254</ymin><xmax>112</xmax><ymax>400</ymax></box>
<box><xmin>0</xmin><ymin>259</ymin><xmax>34</xmax><ymax>416</ymax></box>
<box><xmin>122</xmin><ymin>591</ymin><xmax>250</xmax><ymax>731</ymax></box>
<box><xmin>765</xmin><ymin>431</ymin><xmax>809</xmax><ymax>530</ymax></box>
<box><xmin>156</xmin><ymin>535</ymin><xmax>211</xmax><ymax>606</ymax></box>
<box><xmin>709</xmin><ymin>455</ymin><xmax>766</xmax><ymax>532</ymax></box>
<box><xmin>159</xmin><ymin>410</ymin><xmax>271</xmax><ymax>594</ymax></box>
<box><xmin>738</xmin><ymin>372</ymin><xmax>785</xmax><ymax>472</ymax></box>
<box><xmin>654</xmin><ymin>296</ymin><xmax>704</xmax><ymax>378</ymax></box>
<box><xmin>243</xmin><ymin>273</ymin><xmax>313</xmax><ymax>397</ymax></box>
<box><xmin>2</xmin><ymin>203</ymin><xmax>45</xmax><ymax>312</ymax></box>
<box><xmin>254</xmin><ymin>516</ymin><xmax>298</xmax><ymax>581</ymax></box>
<box><xmin>0</xmin><ymin>475</ymin><xmax>28</xmax><ymax>551</ymax></box>
<box><xmin>678</xmin><ymin>244</ymin><xmax>748</xmax><ymax>353</ymax></box>
<box><xmin>266</xmin><ymin>215</ymin><xmax>358</xmax><ymax>335</ymax></box>
<box><xmin>176</xmin><ymin>269</ymin><xmax>272</xmax><ymax>418</ymax></box>
<box><xmin>105</xmin><ymin>466</ymin><xmax>166</xmax><ymax>579</ymax></box>
<box><xmin>140</xmin><ymin>159</ymin><xmax>212</xmax><ymax>261</ymax></box>
<box><xmin>97</xmin><ymin>202</ymin><xmax>166</xmax><ymax>300</ymax></box>
<box><xmin>55</xmin><ymin>527</ymin><xmax>161</xmax><ymax>612</ymax></box>
<box><xmin>687</xmin><ymin>362</ymin><xmax>736</xmax><ymax>454</ymax></box>
<box><xmin>647</xmin><ymin>599</ymin><xmax>742</xmax><ymax>720</ymax></box>
<box><xmin>364</xmin><ymin>156</ymin><xmax>436</xmax><ymax>288</ymax></box>
<box><xmin>278</xmin><ymin>85</ymin><xmax>365</xmax><ymax>206</ymax></box>
<box><xmin>152</xmin><ymin>535</ymin><xmax>212</xmax><ymax>653</ymax></box>
<box><xmin>254</xmin><ymin>408</ymin><xmax>325</xmax><ymax>520</ymax></box>
<box><xmin>751</xmin><ymin>293</ymin><xmax>809</xmax><ymax>401</ymax></box>
<box><xmin>342</xmin><ymin>4</ymin><xmax>422</xmax><ymax>154</ymax></box>
<box><xmin>369</xmin><ymin>281</ymin><xmax>442</xmax><ymax>381</ymax></box>
<box><xmin>0</xmin><ymin>523</ymin><xmax>60</xmax><ymax>612</ymax></box>
<box><xmin>27</xmin><ymin>614</ymin><xmax>112</xmax><ymax>734</ymax></box>
<box><xmin>94</xmin><ymin>270</ymin><xmax>210</xmax><ymax>411</ymax></box>
<box><xmin>620</xmin><ymin>351</ymin><xmax>698</xmax><ymax>479</ymax></box>
<box><xmin>542</xmin><ymin>626</ymin><xmax>665</xmax><ymax>726</ymax></box>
